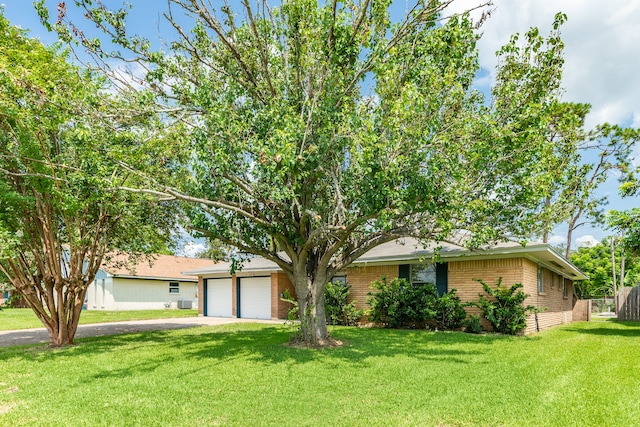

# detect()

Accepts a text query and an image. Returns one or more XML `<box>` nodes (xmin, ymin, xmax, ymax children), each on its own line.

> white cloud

<box><xmin>548</xmin><ymin>234</ymin><xmax>567</xmax><ymax>246</ymax></box>
<box><xmin>178</xmin><ymin>242</ymin><xmax>206</xmax><ymax>258</ymax></box>
<box><xmin>576</xmin><ymin>235</ymin><xmax>600</xmax><ymax>248</ymax></box>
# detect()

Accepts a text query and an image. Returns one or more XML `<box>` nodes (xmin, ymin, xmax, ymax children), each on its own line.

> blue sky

<box><xmin>2</xmin><ymin>0</ymin><xmax>638</xmax><ymax>254</ymax></box>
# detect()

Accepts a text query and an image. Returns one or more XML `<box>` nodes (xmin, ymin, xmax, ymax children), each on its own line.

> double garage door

<box><xmin>206</xmin><ymin>277</ymin><xmax>271</xmax><ymax>319</ymax></box>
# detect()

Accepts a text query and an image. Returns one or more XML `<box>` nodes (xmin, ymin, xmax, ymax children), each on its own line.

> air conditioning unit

<box><xmin>177</xmin><ymin>300</ymin><xmax>192</xmax><ymax>309</ymax></box>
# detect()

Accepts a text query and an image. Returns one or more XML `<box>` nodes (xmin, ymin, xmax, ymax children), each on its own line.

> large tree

<box><xmin>570</xmin><ymin>239</ymin><xmax>640</xmax><ymax>299</ymax></box>
<box><xmin>48</xmin><ymin>1</ymin><xmax>576</xmax><ymax>345</ymax></box>
<box><xmin>0</xmin><ymin>14</ymin><xmax>176</xmax><ymax>346</ymax></box>
<box><xmin>536</xmin><ymin>102</ymin><xmax>639</xmax><ymax>257</ymax></box>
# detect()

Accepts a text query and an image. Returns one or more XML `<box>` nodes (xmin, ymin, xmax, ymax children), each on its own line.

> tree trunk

<box><xmin>611</xmin><ymin>237</ymin><xmax>618</xmax><ymax>313</ymax></box>
<box><xmin>15</xmin><ymin>285</ymin><xmax>88</xmax><ymax>346</ymax></box>
<box><xmin>618</xmin><ymin>229</ymin><xmax>626</xmax><ymax>315</ymax></box>
<box><xmin>290</xmin><ymin>265</ymin><xmax>331</xmax><ymax>346</ymax></box>
<box><xmin>565</xmin><ymin>213</ymin><xmax>580</xmax><ymax>258</ymax></box>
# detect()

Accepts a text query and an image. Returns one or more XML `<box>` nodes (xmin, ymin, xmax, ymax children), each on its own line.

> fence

<box><xmin>573</xmin><ymin>300</ymin><xmax>591</xmax><ymax>322</ymax></box>
<box><xmin>618</xmin><ymin>287</ymin><xmax>640</xmax><ymax>321</ymax></box>
<box><xmin>590</xmin><ymin>298</ymin><xmax>616</xmax><ymax>315</ymax></box>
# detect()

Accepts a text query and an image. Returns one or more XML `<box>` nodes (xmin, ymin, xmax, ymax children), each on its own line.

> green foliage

<box><xmin>463</xmin><ymin>315</ymin><xmax>483</xmax><ymax>334</ymax></box>
<box><xmin>367</xmin><ymin>277</ymin><xmax>436</xmax><ymax>329</ymax></box>
<box><xmin>281</xmin><ymin>283</ymin><xmax>363</xmax><ymax>327</ymax></box>
<box><xmin>324</xmin><ymin>281</ymin><xmax>364</xmax><ymax>326</ymax></box>
<box><xmin>368</xmin><ymin>278</ymin><xmax>467</xmax><ymax>330</ymax></box>
<box><xmin>195</xmin><ymin>239</ymin><xmax>232</xmax><ymax>262</ymax></box>
<box><xmin>433</xmin><ymin>289</ymin><xmax>468</xmax><ymax>330</ymax></box>
<box><xmin>570</xmin><ymin>239</ymin><xmax>640</xmax><ymax>298</ymax></box>
<box><xmin>0</xmin><ymin>13</ymin><xmax>178</xmax><ymax>345</ymax></box>
<box><xmin>45</xmin><ymin>1</ymin><xmax>589</xmax><ymax>344</ymax></box>
<box><xmin>3</xmin><ymin>322</ymin><xmax>640</xmax><ymax>426</ymax></box>
<box><xmin>472</xmin><ymin>278</ymin><xmax>535</xmax><ymax>335</ymax></box>
<box><xmin>607</xmin><ymin>208</ymin><xmax>640</xmax><ymax>257</ymax></box>
<box><xmin>0</xmin><ymin>308</ymin><xmax>197</xmax><ymax>331</ymax></box>
<box><xmin>280</xmin><ymin>289</ymin><xmax>299</xmax><ymax>323</ymax></box>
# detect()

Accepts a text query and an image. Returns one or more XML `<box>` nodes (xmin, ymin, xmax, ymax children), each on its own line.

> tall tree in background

<box><xmin>48</xmin><ymin>0</ymin><xmax>578</xmax><ymax>345</ymax></box>
<box><xmin>606</xmin><ymin>208</ymin><xmax>640</xmax><ymax>310</ymax></box>
<box><xmin>570</xmin><ymin>238</ymin><xmax>640</xmax><ymax>299</ymax></box>
<box><xmin>0</xmin><ymin>15</ymin><xmax>176</xmax><ymax>346</ymax></box>
<box><xmin>537</xmin><ymin>102</ymin><xmax>639</xmax><ymax>257</ymax></box>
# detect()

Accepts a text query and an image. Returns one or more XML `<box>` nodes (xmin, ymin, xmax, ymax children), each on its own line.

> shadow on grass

<box><xmin>0</xmin><ymin>323</ymin><xmax>527</xmax><ymax>376</ymax></box>
<box><xmin>562</xmin><ymin>320</ymin><xmax>640</xmax><ymax>337</ymax></box>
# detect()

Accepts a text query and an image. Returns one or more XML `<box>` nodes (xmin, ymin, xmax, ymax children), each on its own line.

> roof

<box><xmin>100</xmin><ymin>254</ymin><xmax>215</xmax><ymax>281</ymax></box>
<box><xmin>183</xmin><ymin>237</ymin><xmax>587</xmax><ymax>281</ymax></box>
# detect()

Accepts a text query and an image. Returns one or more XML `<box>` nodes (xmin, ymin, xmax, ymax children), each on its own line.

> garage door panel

<box><xmin>207</xmin><ymin>278</ymin><xmax>232</xmax><ymax>317</ymax></box>
<box><xmin>240</xmin><ymin>277</ymin><xmax>271</xmax><ymax>319</ymax></box>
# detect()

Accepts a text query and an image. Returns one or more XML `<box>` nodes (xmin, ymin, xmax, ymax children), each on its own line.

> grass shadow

<box><xmin>0</xmin><ymin>323</ymin><xmax>535</xmax><ymax>373</ymax></box>
<box><xmin>562</xmin><ymin>320</ymin><xmax>640</xmax><ymax>337</ymax></box>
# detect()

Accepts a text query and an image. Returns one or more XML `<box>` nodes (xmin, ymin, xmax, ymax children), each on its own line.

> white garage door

<box><xmin>239</xmin><ymin>277</ymin><xmax>272</xmax><ymax>319</ymax></box>
<box><xmin>206</xmin><ymin>278</ymin><xmax>232</xmax><ymax>317</ymax></box>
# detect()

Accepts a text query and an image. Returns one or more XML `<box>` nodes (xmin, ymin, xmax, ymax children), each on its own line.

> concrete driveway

<box><xmin>0</xmin><ymin>316</ymin><xmax>283</xmax><ymax>347</ymax></box>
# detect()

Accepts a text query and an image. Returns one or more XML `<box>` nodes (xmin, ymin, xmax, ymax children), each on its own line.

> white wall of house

<box><xmin>86</xmin><ymin>277</ymin><xmax>198</xmax><ymax>310</ymax></box>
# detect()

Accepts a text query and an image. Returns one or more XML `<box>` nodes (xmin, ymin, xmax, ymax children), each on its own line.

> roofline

<box><xmin>111</xmin><ymin>274</ymin><xmax>198</xmax><ymax>282</ymax></box>
<box><xmin>183</xmin><ymin>243</ymin><xmax>587</xmax><ymax>281</ymax></box>
<box><xmin>182</xmin><ymin>268</ymin><xmax>281</xmax><ymax>277</ymax></box>
<box><xmin>355</xmin><ymin>244</ymin><xmax>587</xmax><ymax>281</ymax></box>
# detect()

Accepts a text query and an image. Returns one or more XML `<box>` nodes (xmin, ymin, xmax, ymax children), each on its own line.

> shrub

<box><xmin>280</xmin><ymin>283</ymin><xmax>364</xmax><ymax>327</ymax></box>
<box><xmin>324</xmin><ymin>281</ymin><xmax>364</xmax><ymax>326</ymax></box>
<box><xmin>433</xmin><ymin>289</ymin><xmax>467</xmax><ymax>330</ymax></box>
<box><xmin>367</xmin><ymin>277</ymin><xmax>438</xmax><ymax>329</ymax></box>
<box><xmin>463</xmin><ymin>315</ymin><xmax>483</xmax><ymax>334</ymax></box>
<box><xmin>471</xmin><ymin>278</ymin><xmax>536</xmax><ymax>335</ymax></box>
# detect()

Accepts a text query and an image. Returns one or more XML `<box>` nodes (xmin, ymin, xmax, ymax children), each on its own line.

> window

<box><xmin>331</xmin><ymin>276</ymin><xmax>347</xmax><ymax>286</ymax></box>
<box><xmin>410</xmin><ymin>264</ymin><xmax>436</xmax><ymax>285</ymax></box>
<box><xmin>537</xmin><ymin>266</ymin><xmax>544</xmax><ymax>294</ymax></box>
<box><xmin>562</xmin><ymin>278</ymin><xmax>568</xmax><ymax>298</ymax></box>
<box><xmin>169</xmin><ymin>281</ymin><xmax>180</xmax><ymax>294</ymax></box>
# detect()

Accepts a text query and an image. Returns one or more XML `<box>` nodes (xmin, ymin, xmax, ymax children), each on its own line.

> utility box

<box><xmin>177</xmin><ymin>300</ymin><xmax>192</xmax><ymax>309</ymax></box>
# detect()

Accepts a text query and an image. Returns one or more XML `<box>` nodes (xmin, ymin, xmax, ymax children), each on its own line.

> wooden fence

<box><xmin>572</xmin><ymin>299</ymin><xmax>591</xmax><ymax>322</ymax></box>
<box><xmin>618</xmin><ymin>287</ymin><xmax>640</xmax><ymax>321</ymax></box>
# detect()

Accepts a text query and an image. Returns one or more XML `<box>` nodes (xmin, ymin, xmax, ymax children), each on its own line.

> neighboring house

<box><xmin>87</xmin><ymin>254</ymin><xmax>214</xmax><ymax>310</ymax></box>
<box><xmin>184</xmin><ymin>238</ymin><xmax>588</xmax><ymax>333</ymax></box>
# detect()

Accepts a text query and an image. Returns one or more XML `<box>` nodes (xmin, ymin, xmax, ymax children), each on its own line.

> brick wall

<box><xmin>447</xmin><ymin>258</ymin><xmax>526</xmax><ymax>330</ymax></box>
<box><xmin>345</xmin><ymin>257</ymin><xmax>576</xmax><ymax>334</ymax></box>
<box><xmin>231</xmin><ymin>274</ymin><xmax>237</xmax><ymax>317</ymax></box>
<box><xmin>572</xmin><ymin>299</ymin><xmax>591</xmax><ymax>322</ymax></box>
<box><xmin>273</xmin><ymin>272</ymin><xmax>296</xmax><ymax>319</ymax></box>
<box><xmin>197</xmin><ymin>277</ymin><xmax>204</xmax><ymax>316</ymax></box>
<box><xmin>522</xmin><ymin>259</ymin><xmax>575</xmax><ymax>333</ymax></box>
<box><xmin>346</xmin><ymin>264</ymin><xmax>399</xmax><ymax>310</ymax></box>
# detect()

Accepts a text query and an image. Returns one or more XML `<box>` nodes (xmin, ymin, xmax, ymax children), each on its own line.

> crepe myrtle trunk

<box><xmin>290</xmin><ymin>262</ymin><xmax>330</xmax><ymax>346</ymax></box>
<box><xmin>15</xmin><ymin>280</ymin><xmax>88</xmax><ymax>346</ymax></box>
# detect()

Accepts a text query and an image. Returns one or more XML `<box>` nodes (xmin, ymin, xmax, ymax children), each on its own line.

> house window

<box><xmin>410</xmin><ymin>264</ymin><xmax>436</xmax><ymax>285</ymax></box>
<box><xmin>331</xmin><ymin>276</ymin><xmax>347</xmax><ymax>286</ymax></box>
<box><xmin>562</xmin><ymin>278</ymin><xmax>568</xmax><ymax>298</ymax></box>
<box><xmin>169</xmin><ymin>281</ymin><xmax>180</xmax><ymax>294</ymax></box>
<box><xmin>537</xmin><ymin>266</ymin><xmax>544</xmax><ymax>294</ymax></box>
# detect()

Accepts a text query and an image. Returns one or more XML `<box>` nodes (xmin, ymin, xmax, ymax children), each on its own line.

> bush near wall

<box><xmin>281</xmin><ymin>281</ymin><xmax>365</xmax><ymax>326</ymax></box>
<box><xmin>367</xmin><ymin>277</ymin><xmax>466</xmax><ymax>330</ymax></box>
<box><xmin>470</xmin><ymin>278</ymin><xmax>536</xmax><ymax>335</ymax></box>
<box><xmin>325</xmin><ymin>281</ymin><xmax>365</xmax><ymax>326</ymax></box>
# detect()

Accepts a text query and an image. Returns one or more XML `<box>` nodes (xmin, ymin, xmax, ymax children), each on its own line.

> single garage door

<box><xmin>239</xmin><ymin>277</ymin><xmax>272</xmax><ymax>319</ymax></box>
<box><xmin>206</xmin><ymin>278</ymin><xmax>232</xmax><ymax>317</ymax></box>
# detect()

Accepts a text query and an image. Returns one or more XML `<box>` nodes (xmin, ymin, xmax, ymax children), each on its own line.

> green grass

<box><xmin>0</xmin><ymin>308</ymin><xmax>198</xmax><ymax>331</ymax></box>
<box><xmin>1</xmin><ymin>320</ymin><xmax>639</xmax><ymax>426</ymax></box>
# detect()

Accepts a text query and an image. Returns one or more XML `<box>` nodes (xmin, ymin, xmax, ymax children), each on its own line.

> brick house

<box><xmin>184</xmin><ymin>238</ymin><xmax>587</xmax><ymax>333</ymax></box>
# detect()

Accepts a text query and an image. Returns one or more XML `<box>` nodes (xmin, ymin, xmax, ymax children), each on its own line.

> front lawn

<box><xmin>1</xmin><ymin>320</ymin><xmax>639</xmax><ymax>426</ymax></box>
<box><xmin>0</xmin><ymin>308</ymin><xmax>198</xmax><ymax>331</ymax></box>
